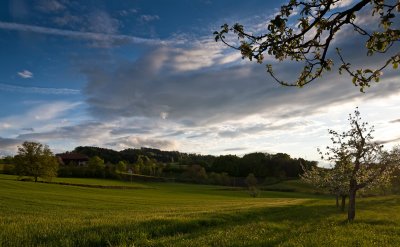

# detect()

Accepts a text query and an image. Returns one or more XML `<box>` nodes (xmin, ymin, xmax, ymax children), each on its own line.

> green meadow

<box><xmin>1</xmin><ymin>174</ymin><xmax>400</xmax><ymax>247</ymax></box>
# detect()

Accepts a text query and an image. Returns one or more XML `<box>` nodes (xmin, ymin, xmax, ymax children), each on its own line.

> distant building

<box><xmin>56</xmin><ymin>153</ymin><xmax>89</xmax><ymax>166</ymax></box>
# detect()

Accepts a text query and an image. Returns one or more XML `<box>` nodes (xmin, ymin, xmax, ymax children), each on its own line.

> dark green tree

<box><xmin>87</xmin><ymin>156</ymin><xmax>105</xmax><ymax>177</ymax></box>
<box><xmin>184</xmin><ymin>164</ymin><xmax>208</xmax><ymax>183</ymax></box>
<box><xmin>214</xmin><ymin>0</ymin><xmax>400</xmax><ymax>92</ymax></box>
<box><xmin>240</xmin><ymin>153</ymin><xmax>270</xmax><ymax>177</ymax></box>
<box><xmin>14</xmin><ymin>141</ymin><xmax>58</xmax><ymax>182</ymax></box>
<box><xmin>116</xmin><ymin>160</ymin><xmax>127</xmax><ymax>172</ymax></box>
<box><xmin>88</xmin><ymin>156</ymin><xmax>105</xmax><ymax>169</ymax></box>
<box><xmin>212</xmin><ymin>155</ymin><xmax>241</xmax><ymax>176</ymax></box>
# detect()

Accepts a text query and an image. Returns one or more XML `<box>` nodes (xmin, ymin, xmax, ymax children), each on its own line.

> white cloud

<box><xmin>0</xmin><ymin>101</ymin><xmax>81</xmax><ymax>135</ymax></box>
<box><xmin>143</xmin><ymin>38</ymin><xmax>241</xmax><ymax>73</ymax></box>
<box><xmin>17</xmin><ymin>70</ymin><xmax>33</xmax><ymax>79</ymax></box>
<box><xmin>0</xmin><ymin>21</ymin><xmax>166</xmax><ymax>46</ymax></box>
<box><xmin>332</xmin><ymin>0</ymin><xmax>355</xmax><ymax>9</ymax></box>
<box><xmin>218</xmin><ymin>52</ymin><xmax>243</xmax><ymax>65</ymax></box>
<box><xmin>172</xmin><ymin>47</ymin><xmax>220</xmax><ymax>71</ymax></box>
<box><xmin>160</xmin><ymin>112</ymin><xmax>168</xmax><ymax>120</ymax></box>
<box><xmin>0</xmin><ymin>83</ymin><xmax>80</xmax><ymax>95</ymax></box>
<box><xmin>0</xmin><ymin>123</ymin><xmax>11</xmax><ymax>129</ymax></box>
<box><xmin>36</xmin><ymin>0</ymin><xmax>65</xmax><ymax>13</ymax></box>
<box><xmin>107</xmin><ymin>136</ymin><xmax>178</xmax><ymax>150</ymax></box>
<box><xmin>119</xmin><ymin>8</ymin><xmax>138</xmax><ymax>16</ymax></box>
<box><xmin>87</xmin><ymin>10</ymin><xmax>120</xmax><ymax>34</ymax></box>
<box><xmin>140</xmin><ymin>15</ymin><xmax>160</xmax><ymax>22</ymax></box>
<box><xmin>53</xmin><ymin>13</ymin><xmax>82</xmax><ymax>27</ymax></box>
<box><xmin>0</xmin><ymin>137</ymin><xmax>21</xmax><ymax>155</ymax></box>
<box><xmin>31</xmin><ymin>102</ymin><xmax>80</xmax><ymax>121</ymax></box>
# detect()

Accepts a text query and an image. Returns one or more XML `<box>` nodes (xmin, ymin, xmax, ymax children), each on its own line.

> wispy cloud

<box><xmin>87</xmin><ymin>10</ymin><xmax>120</xmax><ymax>34</ymax></box>
<box><xmin>0</xmin><ymin>137</ymin><xmax>21</xmax><ymax>155</ymax></box>
<box><xmin>332</xmin><ymin>0</ymin><xmax>356</xmax><ymax>9</ymax></box>
<box><xmin>16</xmin><ymin>121</ymin><xmax>106</xmax><ymax>141</ymax></box>
<box><xmin>139</xmin><ymin>15</ymin><xmax>160</xmax><ymax>22</ymax></box>
<box><xmin>377</xmin><ymin>136</ymin><xmax>400</xmax><ymax>145</ymax></box>
<box><xmin>17</xmin><ymin>70</ymin><xmax>33</xmax><ymax>79</ymax></box>
<box><xmin>0</xmin><ymin>21</ymin><xmax>166</xmax><ymax>46</ymax></box>
<box><xmin>106</xmin><ymin>136</ymin><xmax>177</xmax><ymax>150</ymax></box>
<box><xmin>0</xmin><ymin>83</ymin><xmax>80</xmax><ymax>95</ymax></box>
<box><xmin>21</xmin><ymin>128</ymin><xmax>35</xmax><ymax>132</ymax></box>
<box><xmin>223</xmin><ymin>147</ymin><xmax>247</xmax><ymax>152</ymax></box>
<box><xmin>0</xmin><ymin>101</ymin><xmax>83</xmax><ymax>143</ymax></box>
<box><xmin>36</xmin><ymin>0</ymin><xmax>66</xmax><ymax>13</ymax></box>
<box><xmin>119</xmin><ymin>8</ymin><xmax>138</xmax><ymax>17</ymax></box>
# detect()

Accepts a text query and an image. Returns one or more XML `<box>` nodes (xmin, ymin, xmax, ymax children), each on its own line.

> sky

<box><xmin>0</xmin><ymin>0</ymin><xmax>399</xmax><ymax>163</ymax></box>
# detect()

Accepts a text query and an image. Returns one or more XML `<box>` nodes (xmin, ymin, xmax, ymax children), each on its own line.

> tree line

<box><xmin>61</xmin><ymin>146</ymin><xmax>317</xmax><ymax>182</ymax></box>
<box><xmin>1</xmin><ymin>144</ymin><xmax>316</xmax><ymax>184</ymax></box>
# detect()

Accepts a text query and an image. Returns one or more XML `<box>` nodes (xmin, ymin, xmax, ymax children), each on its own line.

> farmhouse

<box><xmin>56</xmin><ymin>153</ymin><xmax>89</xmax><ymax>166</ymax></box>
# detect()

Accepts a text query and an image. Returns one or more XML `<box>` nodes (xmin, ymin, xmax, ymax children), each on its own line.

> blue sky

<box><xmin>0</xmin><ymin>0</ymin><xmax>399</xmax><ymax>163</ymax></box>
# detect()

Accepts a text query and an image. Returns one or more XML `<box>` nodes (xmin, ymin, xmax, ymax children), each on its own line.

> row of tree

<box><xmin>66</xmin><ymin>147</ymin><xmax>317</xmax><ymax>179</ymax></box>
<box><xmin>2</xmin><ymin>142</ymin><xmax>314</xmax><ymax>188</ymax></box>
<box><xmin>210</xmin><ymin>153</ymin><xmax>316</xmax><ymax>178</ymax></box>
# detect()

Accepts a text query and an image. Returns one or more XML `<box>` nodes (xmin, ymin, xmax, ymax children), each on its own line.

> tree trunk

<box><xmin>34</xmin><ymin>176</ymin><xmax>38</xmax><ymax>182</ymax></box>
<box><xmin>335</xmin><ymin>195</ymin><xmax>339</xmax><ymax>208</ymax></box>
<box><xmin>348</xmin><ymin>189</ymin><xmax>356</xmax><ymax>221</ymax></box>
<box><xmin>341</xmin><ymin>195</ymin><xmax>346</xmax><ymax>212</ymax></box>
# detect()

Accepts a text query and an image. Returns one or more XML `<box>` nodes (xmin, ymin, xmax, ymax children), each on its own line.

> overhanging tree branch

<box><xmin>214</xmin><ymin>0</ymin><xmax>400</xmax><ymax>92</ymax></box>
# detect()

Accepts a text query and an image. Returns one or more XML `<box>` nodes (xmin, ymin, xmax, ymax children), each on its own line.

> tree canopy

<box><xmin>214</xmin><ymin>0</ymin><xmax>400</xmax><ymax>92</ymax></box>
<box><xmin>14</xmin><ymin>141</ymin><xmax>58</xmax><ymax>182</ymax></box>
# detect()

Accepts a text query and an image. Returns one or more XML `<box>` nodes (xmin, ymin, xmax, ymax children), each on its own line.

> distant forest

<box><xmin>70</xmin><ymin>146</ymin><xmax>317</xmax><ymax>179</ymax></box>
<box><xmin>0</xmin><ymin>146</ymin><xmax>318</xmax><ymax>185</ymax></box>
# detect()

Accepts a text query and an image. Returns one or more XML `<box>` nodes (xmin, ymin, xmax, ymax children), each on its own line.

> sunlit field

<box><xmin>1</xmin><ymin>174</ymin><xmax>400</xmax><ymax>247</ymax></box>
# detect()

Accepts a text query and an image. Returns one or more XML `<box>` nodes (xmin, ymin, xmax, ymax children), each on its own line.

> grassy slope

<box><xmin>262</xmin><ymin>179</ymin><xmax>320</xmax><ymax>193</ymax></box>
<box><xmin>51</xmin><ymin>177</ymin><xmax>152</xmax><ymax>188</ymax></box>
<box><xmin>1</xmin><ymin>174</ymin><xmax>400</xmax><ymax>247</ymax></box>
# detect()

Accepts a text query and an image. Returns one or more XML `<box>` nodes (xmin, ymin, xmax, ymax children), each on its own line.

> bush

<box><xmin>2</xmin><ymin>164</ymin><xmax>16</xmax><ymax>175</ymax></box>
<box><xmin>245</xmin><ymin>173</ymin><xmax>259</xmax><ymax>197</ymax></box>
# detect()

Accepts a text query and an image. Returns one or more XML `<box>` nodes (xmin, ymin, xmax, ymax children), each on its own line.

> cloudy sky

<box><xmin>0</xmin><ymin>0</ymin><xmax>399</xmax><ymax>163</ymax></box>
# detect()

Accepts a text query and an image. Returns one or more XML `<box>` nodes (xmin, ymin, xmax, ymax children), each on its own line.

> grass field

<box><xmin>262</xmin><ymin>179</ymin><xmax>321</xmax><ymax>193</ymax></box>
<box><xmin>1</xmin><ymin>174</ymin><xmax>400</xmax><ymax>246</ymax></box>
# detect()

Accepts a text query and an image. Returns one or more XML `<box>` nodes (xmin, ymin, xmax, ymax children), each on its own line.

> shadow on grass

<box><xmin>356</xmin><ymin>196</ymin><xmax>400</xmax><ymax>208</ymax></box>
<box><xmin>4</xmin><ymin>190</ymin><xmax>398</xmax><ymax>246</ymax></box>
<box><xmin>355</xmin><ymin>218</ymin><xmax>398</xmax><ymax>226</ymax></box>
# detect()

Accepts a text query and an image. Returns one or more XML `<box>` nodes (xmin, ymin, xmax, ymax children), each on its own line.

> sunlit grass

<box><xmin>1</xmin><ymin>174</ymin><xmax>399</xmax><ymax>246</ymax></box>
